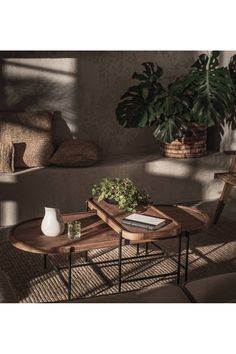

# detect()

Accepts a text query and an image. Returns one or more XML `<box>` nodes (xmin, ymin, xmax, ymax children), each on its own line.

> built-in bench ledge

<box><xmin>0</xmin><ymin>152</ymin><xmax>234</xmax><ymax>226</ymax></box>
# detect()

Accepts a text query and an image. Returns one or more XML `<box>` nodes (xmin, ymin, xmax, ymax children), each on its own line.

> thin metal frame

<box><xmin>184</xmin><ymin>231</ymin><xmax>190</xmax><ymax>282</ymax></box>
<box><xmin>42</xmin><ymin>200</ymin><xmax>191</xmax><ymax>300</ymax></box>
<box><xmin>68</xmin><ymin>247</ymin><xmax>73</xmax><ymax>300</ymax></box>
<box><xmin>118</xmin><ymin>234</ymin><xmax>122</xmax><ymax>292</ymax></box>
<box><xmin>45</xmin><ymin>232</ymin><xmax>190</xmax><ymax>301</ymax></box>
<box><xmin>177</xmin><ymin>232</ymin><xmax>182</xmax><ymax>284</ymax></box>
<box><xmin>43</xmin><ymin>254</ymin><xmax>47</xmax><ymax>269</ymax></box>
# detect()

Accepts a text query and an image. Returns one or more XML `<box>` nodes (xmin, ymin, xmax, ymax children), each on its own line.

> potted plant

<box><xmin>91</xmin><ymin>178</ymin><xmax>150</xmax><ymax>212</ymax></box>
<box><xmin>116</xmin><ymin>52</ymin><xmax>236</xmax><ymax>158</ymax></box>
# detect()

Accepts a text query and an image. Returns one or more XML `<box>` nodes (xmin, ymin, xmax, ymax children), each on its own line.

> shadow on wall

<box><xmin>73</xmin><ymin>51</ymin><xmax>197</xmax><ymax>155</ymax></box>
<box><xmin>0</xmin><ymin>52</ymin><xmax>197</xmax><ymax>155</ymax></box>
<box><xmin>0</xmin><ymin>59</ymin><xmax>73</xmax><ymax>113</ymax></box>
<box><xmin>0</xmin><ymin>168</ymin><xmax>203</xmax><ymax>226</ymax></box>
<box><xmin>0</xmin><ymin>58</ymin><xmax>77</xmax><ymax>135</ymax></box>
<box><xmin>1</xmin><ymin>52</ymin><xmax>236</xmax><ymax>154</ymax></box>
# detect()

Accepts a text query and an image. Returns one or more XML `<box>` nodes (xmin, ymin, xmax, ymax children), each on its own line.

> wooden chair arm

<box><xmin>214</xmin><ymin>172</ymin><xmax>233</xmax><ymax>178</ymax></box>
<box><xmin>224</xmin><ymin>150</ymin><xmax>236</xmax><ymax>155</ymax></box>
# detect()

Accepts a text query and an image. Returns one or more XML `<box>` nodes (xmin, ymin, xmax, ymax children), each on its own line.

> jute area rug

<box><xmin>0</xmin><ymin>216</ymin><xmax>236</xmax><ymax>303</ymax></box>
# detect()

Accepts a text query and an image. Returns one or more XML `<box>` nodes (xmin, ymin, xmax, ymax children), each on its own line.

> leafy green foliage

<box><xmin>116</xmin><ymin>52</ymin><xmax>236</xmax><ymax>144</ymax></box>
<box><xmin>183</xmin><ymin>51</ymin><xmax>234</xmax><ymax>127</ymax></box>
<box><xmin>153</xmin><ymin>79</ymin><xmax>191</xmax><ymax>142</ymax></box>
<box><xmin>92</xmin><ymin>178</ymin><xmax>150</xmax><ymax>212</ymax></box>
<box><xmin>229</xmin><ymin>55</ymin><xmax>236</xmax><ymax>87</ymax></box>
<box><xmin>116</xmin><ymin>62</ymin><xmax>164</xmax><ymax>128</ymax></box>
<box><xmin>228</xmin><ymin>55</ymin><xmax>236</xmax><ymax>128</ymax></box>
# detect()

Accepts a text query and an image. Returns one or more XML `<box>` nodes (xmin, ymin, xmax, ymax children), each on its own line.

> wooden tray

<box><xmin>87</xmin><ymin>199</ymin><xmax>182</xmax><ymax>241</ymax></box>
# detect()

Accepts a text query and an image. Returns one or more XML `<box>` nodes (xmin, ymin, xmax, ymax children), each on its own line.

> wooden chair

<box><xmin>213</xmin><ymin>151</ymin><xmax>236</xmax><ymax>223</ymax></box>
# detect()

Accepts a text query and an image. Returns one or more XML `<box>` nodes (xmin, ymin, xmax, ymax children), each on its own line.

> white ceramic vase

<box><xmin>41</xmin><ymin>207</ymin><xmax>65</xmax><ymax>237</ymax></box>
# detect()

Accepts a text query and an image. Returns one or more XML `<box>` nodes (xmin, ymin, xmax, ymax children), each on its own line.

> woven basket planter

<box><xmin>160</xmin><ymin>124</ymin><xmax>207</xmax><ymax>159</ymax></box>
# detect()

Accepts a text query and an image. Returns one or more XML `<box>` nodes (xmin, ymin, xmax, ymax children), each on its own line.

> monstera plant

<box><xmin>116</xmin><ymin>62</ymin><xmax>164</xmax><ymax>128</ymax></box>
<box><xmin>182</xmin><ymin>51</ymin><xmax>234</xmax><ymax>126</ymax></box>
<box><xmin>116</xmin><ymin>52</ymin><xmax>236</xmax><ymax>158</ymax></box>
<box><xmin>229</xmin><ymin>54</ymin><xmax>236</xmax><ymax>122</ymax></box>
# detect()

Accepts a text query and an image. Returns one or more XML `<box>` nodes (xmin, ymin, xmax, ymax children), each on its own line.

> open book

<box><xmin>122</xmin><ymin>213</ymin><xmax>167</xmax><ymax>230</ymax></box>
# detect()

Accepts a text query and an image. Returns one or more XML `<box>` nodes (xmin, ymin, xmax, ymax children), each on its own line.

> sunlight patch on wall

<box><xmin>3</xmin><ymin>58</ymin><xmax>77</xmax><ymax>82</ymax></box>
<box><xmin>1</xmin><ymin>58</ymin><xmax>78</xmax><ymax>135</ymax></box>
<box><xmin>0</xmin><ymin>200</ymin><xmax>18</xmax><ymax>226</ymax></box>
<box><xmin>0</xmin><ymin>174</ymin><xmax>17</xmax><ymax>183</ymax></box>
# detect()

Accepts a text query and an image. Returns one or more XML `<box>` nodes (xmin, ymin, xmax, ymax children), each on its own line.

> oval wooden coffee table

<box><xmin>10</xmin><ymin>211</ymin><xmax>122</xmax><ymax>300</ymax></box>
<box><xmin>10</xmin><ymin>203</ymin><xmax>210</xmax><ymax>301</ymax></box>
<box><xmin>10</xmin><ymin>211</ymin><xmax>119</xmax><ymax>255</ymax></box>
<box><xmin>88</xmin><ymin>199</ymin><xmax>210</xmax><ymax>291</ymax></box>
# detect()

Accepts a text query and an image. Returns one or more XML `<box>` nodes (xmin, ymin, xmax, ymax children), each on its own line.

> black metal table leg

<box><xmin>118</xmin><ymin>235</ymin><xmax>122</xmax><ymax>292</ymax></box>
<box><xmin>145</xmin><ymin>242</ymin><xmax>149</xmax><ymax>254</ymax></box>
<box><xmin>85</xmin><ymin>200</ymin><xmax>89</xmax><ymax>211</ymax></box>
<box><xmin>184</xmin><ymin>232</ymin><xmax>190</xmax><ymax>282</ymax></box>
<box><xmin>43</xmin><ymin>254</ymin><xmax>47</xmax><ymax>269</ymax></box>
<box><xmin>136</xmin><ymin>243</ymin><xmax>140</xmax><ymax>256</ymax></box>
<box><xmin>84</xmin><ymin>251</ymin><xmax>88</xmax><ymax>263</ymax></box>
<box><xmin>68</xmin><ymin>248</ymin><xmax>73</xmax><ymax>301</ymax></box>
<box><xmin>177</xmin><ymin>232</ymin><xmax>182</xmax><ymax>285</ymax></box>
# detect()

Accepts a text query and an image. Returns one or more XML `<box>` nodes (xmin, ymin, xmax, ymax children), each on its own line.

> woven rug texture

<box><xmin>0</xmin><ymin>215</ymin><xmax>236</xmax><ymax>303</ymax></box>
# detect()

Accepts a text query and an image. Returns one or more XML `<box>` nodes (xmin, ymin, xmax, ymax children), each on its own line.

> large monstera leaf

<box><xmin>229</xmin><ymin>54</ymin><xmax>236</xmax><ymax>87</ymax></box>
<box><xmin>116</xmin><ymin>62</ymin><xmax>164</xmax><ymax>128</ymax></box>
<box><xmin>153</xmin><ymin>93</ymin><xmax>190</xmax><ymax>143</ymax></box>
<box><xmin>185</xmin><ymin>51</ymin><xmax>234</xmax><ymax>127</ymax></box>
<box><xmin>228</xmin><ymin>54</ymin><xmax>236</xmax><ymax>127</ymax></box>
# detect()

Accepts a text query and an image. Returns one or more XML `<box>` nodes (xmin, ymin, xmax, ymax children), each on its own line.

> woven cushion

<box><xmin>50</xmin><ymin>139</ymin><xmax>99</xmax><ymax>167</ymax></box>
<box><xmin>0</xmin><ymin>111</ymin><xmax>54</xmax><ymax>168</ymax></box>
<box><xmin>52</xmin><ymin>111</ymin><xmax>73</xmax><ymax>149</ymax></box>
<box><xmin>0</xmin><ymin>142</ymin><xmax>14</xmax><ymax>173</ymax></box>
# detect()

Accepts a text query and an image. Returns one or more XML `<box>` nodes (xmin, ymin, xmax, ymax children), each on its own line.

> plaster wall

<box><xmin>0</xmin><ymin>51</ymin><xmax>196</xmax><ymax>155</ymax></box>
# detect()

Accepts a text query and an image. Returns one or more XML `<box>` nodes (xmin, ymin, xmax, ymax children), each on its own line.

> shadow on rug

<box><xmin>1</xmin><ymin>216</ymin><xmax>236</xmax><ymax>303</ymax></box>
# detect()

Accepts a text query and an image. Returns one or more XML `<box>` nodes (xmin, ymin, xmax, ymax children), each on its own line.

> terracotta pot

<box><xmin>160</xmin><ymin>124</ymin><xmax>207</xmax><ymax>159</ymax></box>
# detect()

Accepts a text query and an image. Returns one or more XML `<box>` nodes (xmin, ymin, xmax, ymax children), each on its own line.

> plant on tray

<box><xmin>116</xmin><ymin>52</ymin><xmax>236</xmax><ymax>158</ymax></box>
<box><xmin>91</xmin><ymin>177</ymin><xmax>150</xmax><ymax>212</ymax></box>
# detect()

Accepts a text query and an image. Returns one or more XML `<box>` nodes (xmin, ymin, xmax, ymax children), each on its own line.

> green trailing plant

<box><xmin>92</xmin><ymin>178</ymin><xmax>150</xmax><ymax>212</ymax></box>
<box><xmin>116</xmin><ymin>51</ymin><xmax>236</xmax><ymax>144</ymax></box>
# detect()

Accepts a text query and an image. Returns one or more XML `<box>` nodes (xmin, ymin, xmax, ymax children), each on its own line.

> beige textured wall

<box><xmin>1</xmin><ymin>51</ymin><xmax>235</xmax><ymax>155</ymax></box>
<box><xmin>0</xmin><ymin>51</ymin><xmax>196</xmax><ymax>155</ymax></box>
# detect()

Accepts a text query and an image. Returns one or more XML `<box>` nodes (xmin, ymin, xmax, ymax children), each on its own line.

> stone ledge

<box><xmin>0</xmin><ymin>152</ymin><xmax>234</xmax><ymax>226</ymax></box>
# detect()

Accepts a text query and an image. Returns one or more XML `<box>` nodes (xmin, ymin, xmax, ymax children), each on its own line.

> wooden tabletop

<box><xmin>10</xmin><ymin>211</ymin><xmax>120</xmax><ymax>255</ymax></box>
<box><xmin>88</xmin><ymin>199</ymin><xmax>210</xmax><ymax>241</ymax></box>
<box><xmin>10</xmin><ymin>202</ymin><xmax>210</xmax><ymax>255</ymax></box>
